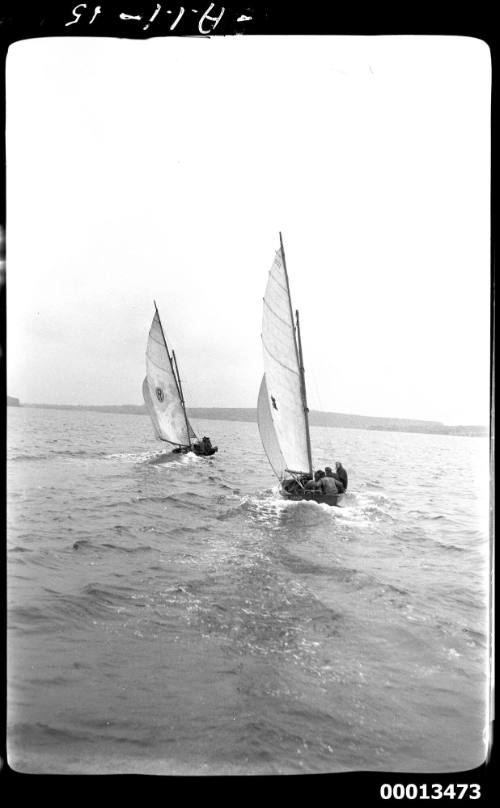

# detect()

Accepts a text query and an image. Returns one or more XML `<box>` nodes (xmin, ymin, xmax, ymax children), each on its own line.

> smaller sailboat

<box><xmin>257</xmin><ymin>234</ymin><xmax>343</xmax><ymax>506</ymax></box>
<box><xmin>142</xmin><ymin>302</ymin><xmax>218</xmax><ymax>457</ymax></box>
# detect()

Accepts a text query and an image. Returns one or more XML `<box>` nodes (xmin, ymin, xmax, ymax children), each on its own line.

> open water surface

<box><xmin>6</xmin><ymin>407</ymin><xmax>491</xmax><ymax>774</ymax></box>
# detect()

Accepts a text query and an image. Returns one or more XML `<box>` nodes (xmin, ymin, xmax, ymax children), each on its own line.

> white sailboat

<box><xmin>257</xmin><ymin>234</ymin><xmax>343</xmax><ymax>505</ymax></box>
<box><xmin>143</xmin><ymin>302</ymin><xmax>218</xmax><ymax>457</ymax></box>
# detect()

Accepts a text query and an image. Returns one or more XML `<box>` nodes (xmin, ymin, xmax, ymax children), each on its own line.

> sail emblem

<box><xmin>155</xmin><ymin>387</ymin><xmax>164</xmax><ymax>402</ymax></box>
<box><xmin>271</xmin><ymin>395</ymin><xmax>278</xmax><ymax>410</ymax></box>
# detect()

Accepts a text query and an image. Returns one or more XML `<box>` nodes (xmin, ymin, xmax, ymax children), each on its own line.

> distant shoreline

<box><xmin>11</xmin><ymin>401</ymin><xmax>488</xmax><ymax>438</ymax></box>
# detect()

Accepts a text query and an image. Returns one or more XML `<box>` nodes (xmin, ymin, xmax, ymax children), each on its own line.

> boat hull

<box><xmin>194</xmin><ymin>446</ymin><xmax>218</xmax><ymax>456</ymax></box>
<box><xmin>172</xmin><ymin>445</ymin><xmax>218</xmax><ymax>456</ymax></box>
<box><xmin>281</xmin><ymin>486</ymin><xmax>343</xmax><ymax>507</ymax></box>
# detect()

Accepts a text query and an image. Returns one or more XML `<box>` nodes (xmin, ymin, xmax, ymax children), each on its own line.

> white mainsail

<box><xmin>143</xmin><ymin>308</ymin><xmax>197</xmax><ymax>446</ymax></box>
<box><xmin>260</xmin><ymin>244</ymin><xmax>311</xmax><ymax>478</ymax></box>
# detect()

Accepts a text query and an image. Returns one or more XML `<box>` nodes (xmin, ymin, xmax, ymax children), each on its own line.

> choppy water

<box><xmin>7</xmin><ymin>407</ymin><xmax>491</xmax><ymax>774</ymax></box>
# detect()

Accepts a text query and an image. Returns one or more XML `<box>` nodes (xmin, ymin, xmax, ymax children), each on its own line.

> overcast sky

<box><xmin>6</xmin><ymin>35</ymin><xmax>491</xmax><ymax>425</ymax></box>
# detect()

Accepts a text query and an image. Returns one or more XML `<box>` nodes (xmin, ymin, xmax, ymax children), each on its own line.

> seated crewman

<box><xmin>193</xmin><ymin>436</ymin><xmax>213</xmax><ymax>455</ymax></box>
<box><xmin>282</xmin><ymin>478</ymin><xmax>301</xmax><ymax>494</ymax></box>
<box><xmin>325</xmin><ymin>466</ymin><xmax>344</xmax><ymax>493</ymax></box>
<box><xmin>319</xmin><ymin>473</ymin><xmax>341</xmax><ymax>495</ymax></box>
<box><xmin>305</xmin><ymin>470</ymin><xmax>325</xmax><ymax>490</ymax></box>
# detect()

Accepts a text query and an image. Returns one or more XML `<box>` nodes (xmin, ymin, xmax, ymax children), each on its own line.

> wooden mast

<box><xmin>279</xmin><ymin>233</ymin><xmax>313</xmax><ymax>477</ymax></box>
<box><xmin>172</xmin><ymin>349</ymin><xmax>193</xmax><ymax>450</ymax></box>
<box><xmin>295</xmin><ymin>309</ymin><xmax>313</xmax><ymax>478</ymax></box>
<box><xmin>153</xmin><ymin>301</ymin><xmax>191</xmax><ymax>448</ymax></box>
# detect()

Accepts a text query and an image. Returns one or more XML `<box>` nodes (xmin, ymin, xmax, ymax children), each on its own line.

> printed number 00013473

<box><xmin>380</xmin><ymin>784</ymin><xmax>481</xmax><ymax>800</ymax></box>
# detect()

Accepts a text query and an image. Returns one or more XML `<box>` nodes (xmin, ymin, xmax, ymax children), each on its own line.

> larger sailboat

<box><xmin>257</xmin><ymin>234</ymin><xmax>342</xmax><ymax>506</ymax></box>
<box><xmin>142</xmin><ymin>302</ymin><xmax>218</xmax><ymax>457</ymax></box>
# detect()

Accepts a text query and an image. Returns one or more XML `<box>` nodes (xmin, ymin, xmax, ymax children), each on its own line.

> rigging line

<box><xmin>171</xmin><ymin>349</ymin><xmax>191</xmax><ymax>443</ymax></box>
<box><xmin>173</xmin><ymin>372</ymin><xmax>198</xmax><ymax>431</ymax></box>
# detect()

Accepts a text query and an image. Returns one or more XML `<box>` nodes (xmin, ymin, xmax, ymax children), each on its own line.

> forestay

<box><xmin>142</xmin><ymin>310</ymin><xmax>197</xmax><ymax>446</ymax></box>
<box><xmin>261</xmin><ymin>248</ymin><xmax>310</xmax><ymax>477</ymax></box>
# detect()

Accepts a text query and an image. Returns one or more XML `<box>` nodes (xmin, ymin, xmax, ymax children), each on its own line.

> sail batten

<box><xmin>263</xmin><ymin>298</ymin><xmax>293</xmax><ymax>328</ymax></box>
<box><xmin>262</xmin><ymin>341</ymin><xmax>301</xmax><ymax>376</ymax></box>
<box><xmin>143</xmin><ymin>309</ymin><xmax>198</xmax><ymax>446</ymax></box>
<box><xmin>260</xmin><ymin>244</ymin><xmax>311</xmax><ymax>478</ymax></box>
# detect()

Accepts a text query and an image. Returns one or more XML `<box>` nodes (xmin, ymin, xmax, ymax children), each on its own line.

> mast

<box><xmin>153</xmin><ymin>300</ymin><xmax>191</xmax><ymax>448</ymax></box>
<box><xmin>295</xmin><ymin>309</ymin><xmax>313</xmax><ymax>477</ymax></box>
<box><xmin>172</xmin><ymin>349</ymin><xmax>192</xmax><ymax>449</ymax></box>
<box><xmin>279</xmin><ymin>233</ymin><xmax>313</xmax><ymax>477</ymax></box>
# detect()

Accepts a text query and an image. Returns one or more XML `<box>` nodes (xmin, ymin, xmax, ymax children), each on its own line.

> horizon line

<box><xmin>9</xmin><ymin>400</ymin><xmax>489</xmax><ymax>430</ymax></box>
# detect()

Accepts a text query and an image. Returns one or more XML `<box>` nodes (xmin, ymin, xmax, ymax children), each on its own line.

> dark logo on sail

<box><xmin>271</xmin><ymin>396</ymin><xmax>278</xmax><ymax>410</ymax></box>
<box><xmin>156</xmin><ymin>387</ymin><xmax>164</xmax><ymax>402</ymax></box>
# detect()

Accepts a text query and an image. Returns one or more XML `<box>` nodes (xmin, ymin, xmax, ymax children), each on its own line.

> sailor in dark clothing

<box><xmin>282</xmin><ymin>478</ymin><xmax>301</xmax><ymax>494</ymax></box>
<box><xmin>305</xmin><ymin>470</ymin><xmax>325</xmax><ymax>490</ymax></box>
<box><xmin>193</xmin><ymin>436</ymin><xmax>216</xmax><ymax>455</ymax></box>
<box><xmin>318</xmin><ymin>474</ymin><xmax>340</xmax><ymax>495</ymax></box>
<box><xmin>335</xmin><ymin>462</ymin><xmax>348</xmax><ymax>491</ymax></box>
<box><xmin>325</xmin><ymin>466</ymin><xmax>343</xmax><ymax>493</ymax></box>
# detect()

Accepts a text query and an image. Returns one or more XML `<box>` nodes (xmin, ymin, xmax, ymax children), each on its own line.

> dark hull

<box><xmin>172</xmin><ymin>445</ymin><xmax>218</xmax><ymax>457</ymax></box>
<box><xmin>281</xmin><ymin>486</ymin><xmax>343</xmax><ymax>507</ymax></box>
<box><xmin>194</xmin><ymin>446</ymin><xmax>218</xmax><ymax>456</ymax></box>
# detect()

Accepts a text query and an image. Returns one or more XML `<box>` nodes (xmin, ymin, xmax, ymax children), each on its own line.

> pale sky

<box><xmin>6</xmin><ymin>35</ymin><xmax>491</xmax><ymax>425</ymax></box>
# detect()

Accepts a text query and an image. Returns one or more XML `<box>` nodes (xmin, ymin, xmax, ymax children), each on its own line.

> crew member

<box><xmin>335</xmin><ymin>462</ymin><xmax>348</xmax><ymax>491</ymax></box>
<box><xmin>305</xmin><ymin>470</ymin><xmax>325</xmax><ymax>490</ymax></box>
<box><xmin>319</xmin><ymin>473</ymin><xmax>341</xmax><ymax>495</ymax></box>
<box><xmin>324</xmin><ymin>467</ymin><xmax>343</xmax><ymax>493</ymax></box>
<box><xmin>193</xmin><ymin>436</ymin><xmax>212</xmax><ymax>455</ymax></box>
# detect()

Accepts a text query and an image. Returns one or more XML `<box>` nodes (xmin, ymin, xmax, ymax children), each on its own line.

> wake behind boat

<box><xmin>257</xmin><ymin>234</ymin><xmax>345</xmax><ymax>506</ymax></box>
<box><xmin>142</xmin><ymin>302</ymin><xmax>218</xmax><ymax>458</ymax></box>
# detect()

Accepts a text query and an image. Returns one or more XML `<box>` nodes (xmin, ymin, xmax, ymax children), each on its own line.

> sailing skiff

<box><xmin>257</xmin><ymin>234</ymin><xmax>343</xmax><ymax>506</ymax></box>
<box><xmin>142</xmin><ymin>302</ymin><xmax>218</xmax><ymax>457</ymax></box>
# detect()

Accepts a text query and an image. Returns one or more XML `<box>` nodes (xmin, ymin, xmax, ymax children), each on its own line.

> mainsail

<box><xmin>259</xmin><ymin>240</ymin><xmax>312</xmax><ymax>478</ymax></box>
<box><xmin>142</xmin><ymin>307</ymin><xmax>197</xmax><ymax>446</ymax></box>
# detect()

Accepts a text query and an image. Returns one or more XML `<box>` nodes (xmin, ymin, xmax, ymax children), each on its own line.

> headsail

<box><xmin>260</xmin><ymin>242</ymin><xmax>311</xmax><ymax>478</ymax></box>
<box><xmin>257</xmin><ymin>374</ymin><xmax>287</xmax><ymax>478</ymax></box>
<box><xmin>143</xmin><ymin>308</ymin><xmax>197</xmax><ymax>446</ymax></box>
